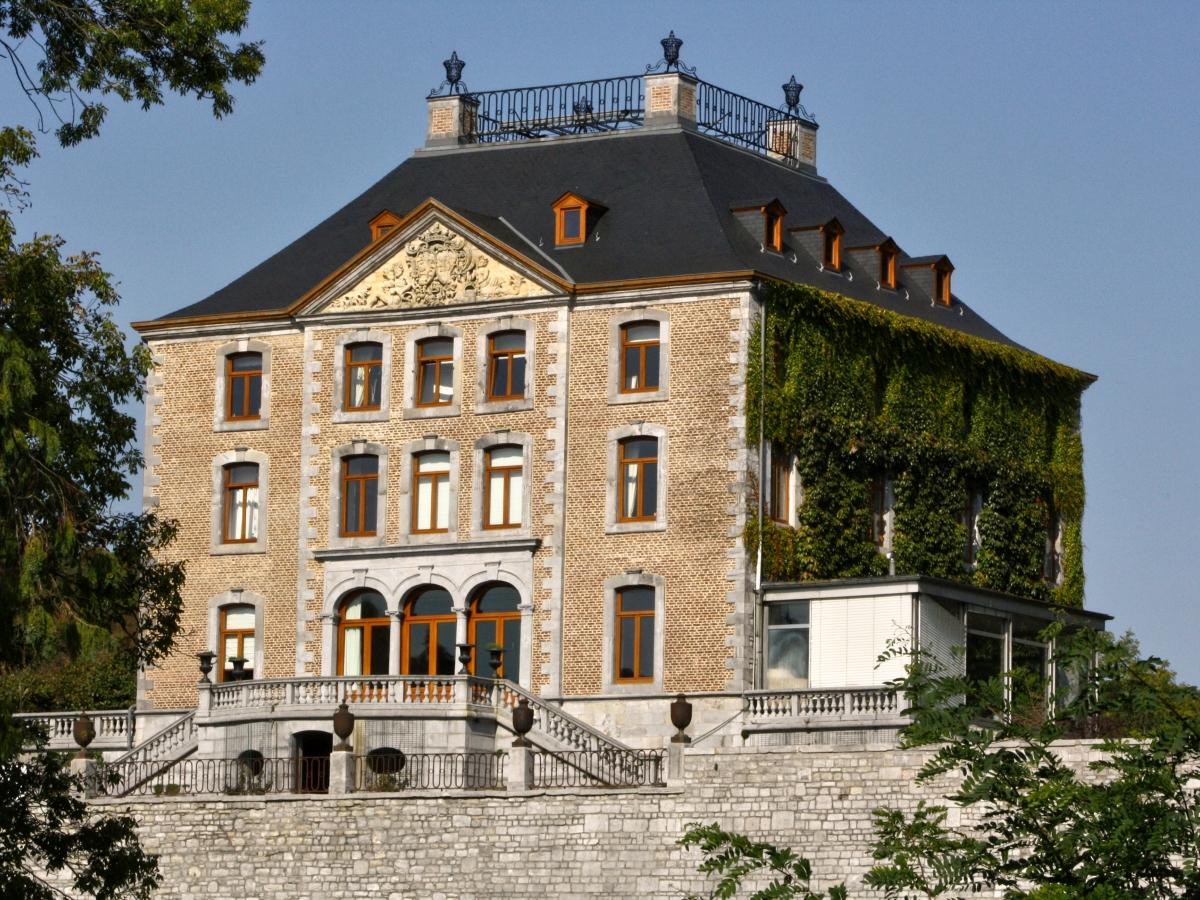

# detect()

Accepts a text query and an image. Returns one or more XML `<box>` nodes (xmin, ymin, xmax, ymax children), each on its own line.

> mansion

<box><xmin>57</xmin><ymin>36</ymin><xmax>1105</xmax><ymax>777</ymax></box>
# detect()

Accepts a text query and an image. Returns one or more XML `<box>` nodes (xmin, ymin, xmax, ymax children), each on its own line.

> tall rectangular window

<box><xmin>618</xmin><ymin>437</ymin><xmax>658</xmax><ymax>522</ymax></box>
<box><xmin>769</xmin><ymin>449</ymin><xmax>791</xmax><ymax>524</ymax></box>
<box><xmin>219</xmin><ymin>605</ymin><xmax>256</xmax><ymax>682</ymax></box>
<box><xmin>615</xmin><ymin>586</ymin><xmax>654</xmax><ymax>683</ymax></box>
<box><xmin>880</xmin><ymin>248</ymin><xmax>897</xmax><ymax>288</ymax></box>
<box><xmin>765</xmin><ymin>601</ymin><xmax>809</xmax><ymax>689</ymax></box>
<box><xmin>487</xmin><ymin>331</ymin><xmax>527</xmax><ymax>401</ymax></box>
<box><xmin>412</xmin><ymin>451</ymin><xmax>451</xmax><ymax>533</ymax></box>
<box><xmin>868</xmin><ymin>476</ymin><xmax>888</xmax><ymax>547</ymax></box>
<box><xmin>222</xmin><ymin>463</ymin><xmax>260</xmax><ymax>543</ymax></box>
<box><xmin>484</xmin><ymin>446</ymin><xmax>523</xmax><ymax>529</ymax></box>
<box><xmin>341</xmin><ymin>455</ymin><xmax>379</xmax><ymax>537</ymax></box>
<box><xmin>344</xmin><ymin>342</ymin><xmax>383</xmax><ymax>411</ymax></box>
<box><xmin>416</xmin><ymin>338</ymin><xmax>454</xmax><ymax>407</ymax></box>
<box><xmin>226</xmin><ymin>353</ymin><xmax>262</xmax><ymax>420</ymax></box>
<box><xmin>619</xmin><ymin>322</ymin><xmax>660</xmax><ymax>394</ymax></box>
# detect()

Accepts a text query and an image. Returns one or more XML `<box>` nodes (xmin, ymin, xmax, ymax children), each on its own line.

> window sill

<box><xmin>475</xmin><ymin>397</ymin><xmax>534</xmax><ymax>415</ymax></box>
<box><xmin>605</xmin><ymin>520</ymin><xmax>667</xmax><ymax>536</ymax></box>
<box><xmin>402</xmin><ymin>404</ymin><xmax>460</xmax><ymax>421</ymax></box>
<box><xmin>332</xmin><ymin>408</ymin><xmax>389</xmax><ymax>425</ymax></box>
<box><xmin>470</xmin><ymin>525</ymin><xmax>532</xmax><ymax>541</ymax></box>
<box><xmin>326</xmin><ymin>534</ymin><xmax>388</xmax><ymax>551</ymax></box>
<box><xmin>601</xmin><ymin>678</ymin><xmax>664</xmax><ymax>695</ymax></box>
<box><xmin>608</xmin><ymin>389</ymin><xmax>669</xmax><ymax>406</ymax></box>
<box><xmin>214</xmin><ymin>418</ymin><xmax>269</xmax><ymax>433</ymax></box>
<box><xmin>211</xmin><ymin>543</ymin><xmax>268</xmax><ymax>556</ymax></box>
<box><xmin>312</xmin><ymin>536</ymin><xmax>541</xmax><ymax>561</ymax></box>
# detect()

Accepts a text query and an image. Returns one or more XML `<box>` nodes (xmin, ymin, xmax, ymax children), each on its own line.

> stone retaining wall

<box><xmin>91</xmin><ymin>741</ymin><xmax>1104</xmax><ymax>899</ymax></box>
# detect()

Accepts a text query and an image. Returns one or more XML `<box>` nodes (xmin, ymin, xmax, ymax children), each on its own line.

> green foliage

<box><xmin>748</xmin><ymin>283</ymin><xmax>1089</xmax><ymax>605</ymax></box>
<box><xmin>680</xmin><ymin>823</ymin><xmax>846</xmax><ymax>900</ymax></box>
<box><xmin>0</xmin><ymin>0</ymin><xmax>263</xmax><ymax>146</ymax></box>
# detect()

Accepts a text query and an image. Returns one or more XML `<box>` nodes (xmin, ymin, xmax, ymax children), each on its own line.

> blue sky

<box><xmin>7</xmin><ymin>2</ymin><xmax>1198</xmax><ymax>682</ymax></box>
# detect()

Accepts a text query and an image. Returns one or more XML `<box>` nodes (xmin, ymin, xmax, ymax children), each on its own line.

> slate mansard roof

<box><xmin>151</xmin><ymin>126</ymin><xmax>1024</xmax><ymax>350</ymax></box>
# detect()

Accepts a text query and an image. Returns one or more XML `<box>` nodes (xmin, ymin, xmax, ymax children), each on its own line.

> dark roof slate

<box><xmin>157</xmin><ymin>128</ymin><xmax>1023</xmax><ymax>350</ymax></box>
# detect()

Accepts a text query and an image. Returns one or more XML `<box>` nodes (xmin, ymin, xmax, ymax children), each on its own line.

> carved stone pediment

<box><xmin>324</xmin><ymin>221</ymin><xmax>545</xmax><ymax>312</ymax></box>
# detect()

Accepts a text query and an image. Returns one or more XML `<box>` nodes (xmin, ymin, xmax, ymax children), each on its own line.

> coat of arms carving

<box><xmin>326</xmin><ymin>221</ymin><xmax>543</xmax><ymax>312</ymax></box>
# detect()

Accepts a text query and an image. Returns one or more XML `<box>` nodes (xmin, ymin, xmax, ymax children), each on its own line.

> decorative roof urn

<box><xmin>670</xmin><ymin>693</ymin><xmax>693</xmax><ymax>744</ymax></box>
<box><xmin>332</xmin><ymin>702</ymin><xmax>355</xmax><ymax>751</ymax></box>
<box><xmin>512</xmin><ymin>698</ymin><xmax>534</xmax><ymax>747</ymax></box>
<box><xmin>73</xmin><ymin>712</ymin><xmax>96</xmax><ymax>759</ymax></box>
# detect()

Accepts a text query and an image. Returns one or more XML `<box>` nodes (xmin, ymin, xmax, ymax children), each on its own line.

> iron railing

<box><xmin>99</xmin><ymin>755</ymin><xmax>331</xmax><ymax>797</ymax></box>
<box><xmin>695</xmin><ymin>79</ymin><xmax>812</xmax><ymax>164</ymax></box>
<box><xmin>464</xmin><ymin>75</ymin><xmax>645</xmax><ymax>143</ymax></box>
<box><xmin>354</xmin><ymin>751</ymin><xmax>506</xmax><ymax>792</ymax></box>
<box><xmin>532</xmin><ymin>749</ymin><xmax>666</xmax><ymax>789</ymax></box>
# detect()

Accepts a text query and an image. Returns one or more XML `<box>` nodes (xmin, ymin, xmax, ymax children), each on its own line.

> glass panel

<box><xmin>224</xmin><ymin>606</ymin><xmax>255</xmax><ymax>630</ymax></box>
<box><xmin>228</xmin><ymin>463</ymin><xmax>258</xmax><ymax>484</ymax></box>
<box><xmin>622</xmin><ymin>463</ymin><xmax>638</xmax><ymax>518</ymax></box>
<box><xmin>618</xmin><ymin>587</ymin><xmax>654</xmax><ymax>612</ymax></box>
<box><xmin>641</xmin><ymin>462</ymin><xmax>657</xmax><ymax>517</ymax></box>
<box><xmin>423</xmin><ymin>338</ymin><xmax>452</xmax><ymax>358</ymax></box>
<box><xmin>405</xmin><ymin>623</ymin><xmax>428</xmax><ymax>675</ymax></box>
<box><xmin>342</xmin><ymin>627</ymin><xmax>363</xmax><ymax>676</ymax></box>
<box><xmin>435</xmin><ymin>621</ymin><xmax>456</xmax><ymax>675</ymax></box>
<box><xmin>226</xmin><ymin>490</ymin><xmax>243</xmax><ymax>539</ymax></box>
<box><xmin>247</xmin><ymin>375</ymin><xmax>262</xmax><ymax>415</ymax></box>
<box><xmin>622</xmin><ymin>346</ymin><xmax>640</xmax><ymax>390</ymax></box>
<box><xmin>487</xmin><ymin>471</ymin><xmax>506</xmax><ymax>526</ymax></box>
<box><xmin>416</xmin><ymin>478</ymin><xmax>433</xmax><ymax>531</ymax></box>
<box><xmin>561</xmin><ymin>207</ymin><xmax>582</xmax><ymax>240</ymax></box>
<box><xmin>420</xmin><ymin>452</ymin><xmax>450</xmax><ymax>473</ymax></box>
<box><xmin>438</xmin><ymin>361</ymin><xmax>453</xmax><ymax>401</ymax></box>
<box><xmin>968</xmin><ymin>613</ymin><xmax>1006</xmax><ymax>637</ymax></box>
<box><xmin>624</xmin><ymin>322</ymin><xmax>659</xmax><ymax>343</ymax></box>
<box><xmin>435</xmin><ymin>477</ymin><xmax>449</xmax><ymax>530</ymax></box>
<box><xmin>767</xmin><ymin>601</ymin><xmax>809</xmax><ymax>627</ymax></box>
<box><xmin>638</xmin><ymin>614</ymin><xmax>654</xmax><ymax>679</ymax></box>
<box><xmin>419</xmin><ymin>362</ymin><xmax>436</xmax><ymax>404</ymax></box>
<box><xmin>243</xmin><ymin>487</ymin><xmax>259</xmax><ymax>539</ymax></box>
<box><xmin>622</xmin><ymin>438</ymin><xmax>656</xmax><ymax>460</ymax></box>
<box><xmin>492</xmin><ymin>332</ymin><xmax>524</xmax><ymax>352</ymax></box>
<box><xmin>369</xmin><ymin>626</ymin><xmax>390</xmax><ymax>675</ymax></box>
<box><xmin>502</xmin><ymin>619</ymin><xmax>521</xmax><ymax>681</ymax></box>
<box><xmin>1012</xmin><ymin>641</ymin><xmax>1048</xmax><ymax>694</ymax></box>
<box><xmin>766</xmin><ymin>629</ymin><xmax>809</xmax><ymax>688</ymax></box>
<box><xmin>366</xmin><ymin>367</ymin><xmax>382</xmax><ymax>406</ymax></box>
<box><xmin>346</xmin><ymin>456</ymin><xmax>377</xmax><ymax>476</ymax></box>
<box><xmin>242</xmin><ymin>636</ymin><xmax>255</xmax><ymax>668</ymax></box>
<box><xmin>344</xmin><ymin>481</ymin><xmax>361</xmax><ymax>532</ymax></box>
<box><xmin>618</xmin><ymin>618</ymin><xmax>636</xmax><ymax>679</ymax></box>
<box><xmin>474</xmin><ymin>620</ymin><xmax>497</xmax><ymax>658</ymax></box>
<box><xmin>363</xmin><ymin>483</ymin><xmax>377</xmax><ymax>533</ymax></box>
<box><xmin>643</xmin><ymin>344</ymin><xmax>660</xmax><ymax>389</ymax></box>
<box><xmin>475</xmin><ymin>584</ymin><xmax>520</xmax><ymax>614</ymax></box>
<box><xmin>343</xmin><ymin>591</ymin><xmax>386</xmax><ymax>620</ymax></box>
<box><xmin>223</xmin><ymin>635</ymin><xmax>239</xmax><ymax>669</ymax></box>
<box><xmin>508</xmin><ymin>470</ymin><xmax>523</xmax><ymax>525</ymax></box>
<box><xmin>409</xmin><ymin>588</ymin><xmax>452</xmax><ymax>617</ymax></box>
<box><xmin>349</xmin><ymin>367</ymin><xmax>366</xmax><ymax>407</ymax></box>
<box><xmin>230</xmin><ymin>382</ymin><xmax>246</xmax><ymax>417</ymax></box>
<box><xmin>1012</xmin><ymin>615</ymin><xmax>1048</xmax><ymax>642</ymax></box>
<box><xmin>489</xmin><ymin>446</ymin><xmax>522</xmax><ymax>467</ymax></box>
<box><xmin>350</xmin><ymin>343</ymin><xmax>382</xmax><ymax>362</ymax></box>
<box><xmin>231</xmin><ymin>353</ymin><xmax>261</xmax><ymax>372</ymax></box>
<box><xmin>510</xmin><ymin>355</ymin><xmax>526</xmax><ymax>395</ymax></box>
<box><xmin>489</xmin><ymin>360</ymin><xmax>509</xmax><ymax>398</ymax></box>
<box><xmin>966</xmin><ymin>632</ymin><xmax>1004</xmax><ymax>683</ymax></box>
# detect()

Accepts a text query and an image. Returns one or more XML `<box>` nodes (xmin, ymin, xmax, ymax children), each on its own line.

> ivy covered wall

<box><xmin>748</xmin><ymin>283</ymin><xmax>1091</xmax><ymax>607</ymax></box>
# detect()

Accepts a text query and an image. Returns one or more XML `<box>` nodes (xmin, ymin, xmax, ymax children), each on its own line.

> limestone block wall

<box><xmin>93</xmin><ymin>741</ymin><xmax>1105</xmax><ymax>898</ymax></box>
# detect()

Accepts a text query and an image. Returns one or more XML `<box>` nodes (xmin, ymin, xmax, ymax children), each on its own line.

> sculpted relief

<box><xmin>326</xmin><ymin>222</ymin><xmax>545</xmax><ymax>312</ymax></box>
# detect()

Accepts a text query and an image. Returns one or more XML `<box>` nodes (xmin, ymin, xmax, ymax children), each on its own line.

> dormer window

<box><xmin>764</xmin><ymin>204</ymin><xmax>784</xmax><ymax>252</ymax></box>
<box><xmin>821</xmin><ymin>219</ymin><xmax>844</xmax><ymax>270</ymax></box>
<box><xmin>879</xmin><ymin>241</ymin><xmax>898</xmax><ymax>289</ymax></box>
<box><xmin>900</xmin><ymin>255</ymin><xmax>954</xmax><ymax>306</ymax></box>
<box><xmin>369</xmin><ymin>210</ymin><xmax>402</xmax><ymax>242</ymax></box>
<box><xmin>732</xmin><ymin>200</ymin><xmax>787</xmax><ymax>253</ymax></box>
<box><xmin>935</xmin><ymin>264</ymin><xmax>952</xmax><ymax>305</ymax></box>
<box><xmin>553</xmin><ymin>192</ymin><xmax>603</xmax><ymax>247</ymax></box>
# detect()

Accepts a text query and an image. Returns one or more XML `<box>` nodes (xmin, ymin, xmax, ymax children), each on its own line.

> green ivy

<box><xmin>747</xmin><ymin>283</ymin><xmax>1089</xmax><ymax>606</ymax></box>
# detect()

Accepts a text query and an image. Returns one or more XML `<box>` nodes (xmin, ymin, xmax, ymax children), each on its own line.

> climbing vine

<box><xmin>747</xmin><ymin>283</ymin><xmax>1090</xmax><ymax>606</ymax></box>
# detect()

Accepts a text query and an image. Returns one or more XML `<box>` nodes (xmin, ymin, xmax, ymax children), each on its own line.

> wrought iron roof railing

<box><xmin>457</xmin><ymin>74</ymin><xmax>814</xmax><ymax>165</ymax></box>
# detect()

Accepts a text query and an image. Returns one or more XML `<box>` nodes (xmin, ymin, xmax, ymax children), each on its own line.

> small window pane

<box><xmin>342</xmin><ymin>627</ymin><xmax>363</xmax><ymax>676</ymax></box>
<box><xmin>370</xmin><ymin>627</ymin><xmax>390</xmax><ymax>676</ymax></box>
<box><xmin>419</xmin><ymin>452</ymin><xmax>450</xmax><ymax>474</ymax></box>
<box><xmin>224</xmin><ymin>606</ymin><xmax>255</xmax><ymax>630</ymax></box>
<box><xmin>767</xmin><ymin>601</ymin><xmax>809</xmax><ymax>627</ymax></box>
<box><xmin>406</xmin><ymin>623</ymin><xmax>429</xmax><ymax>674</ymax></box>
<box><xmin>622</xmin><ymin>438</ymin><xmax>656</xmax><ymax>460</ymax></box>
<box><xmin>344</xmin><ymin>481</ymin><xmax>361</xmax><ymax>532</ymax></box>
<box><xmin>344</xmin><ymin>591</ymin><xmax>386</xmax><ymax>620</ymax></box>
<box><xmin>228</xmin><ymin>463</ymin><xmax>258</xmax><ymax>485</ymax></box>
<box><xmin>766</xmin><ymin>629</ymin><xmax>809</xmax><ymax>688</ymax></box>
<box><xmin>223</xmin><ymin>635</ymin><xmax>239</xmax><ymax>666</ymax></box>
<box><xmin>624</xmin><ymin>322</ymin><xmax>659</xmax><ymax>343</ymax></box>
<box><xmin>641</xmin><ymin>462</ymin><xmax>658</xmax><ymax>516</ymax></box>
<box><xmin>622</xmin><ymin>346</ymin><xmax>641</xmax><ymax>390</ymax></box>
<box><xmin>966</xmin><ymin>631</ymin><xmax>1004</xmax><ymax>683</ymax></box>
<box><xmin>561</xmin><ymin>207</ymin><xmax>582</xmax><ymax>240</ymax></box>
<box><xmin>349</xmin><ymin>368</ymin><xmax>367</xmax><ymax>406</ymax></box>
<box><xmin>349</xmin><ymin>343</ymin><xmax>382</xmax><ymax>362</ymax></box>
<box><xmin>438</xmin><ymin>361</ymin><xmax>454</xmax><ymax>401</ymax></box>
<box><xmin>475</xmin><ymin>620</ymin><xmax>496</xmax><ymax>653</ymax></box>
<box><xmin>346</xmin><ymin>456</ymin><xmax>377</xmax><ymax>476</ymax></box>
<box><xmin>247</xmin><ymin>376</ymin><xmax>262</xmax><ymax>415</ymax></box>
<box><xmin>487</xmin><ymin>472</ymin><xmax>506</xmax><ymax>526</ymax></box>
<box><xmin>242</xmin><ymin>636</ymin><xmax>255</xmax><ymax>668</ymax></box>
<box><xmin>638</xmin><ymin>615</ymin><xmax>654</xmax><ymax>678</ymax></box>
<box><xmin>508</xmin><ymin>470</ymin><xmax>523</xmax><ymax>524</ymax></box>
<box><xmin>511</xmin><ymin>355</ymin><xmax>526</xmax><ymax>395</ymax></box>
<box><xmin>243</xmin><ymin>488</ymin><xmax>259</xmax><ymax>539</ymax></box>
<box><xmin>416</xmin><ymin>478</ymin><xmax>433</xmax><ymax>530</ymax></box>
<box><xmin>618</xmin><ymin>586</ymin><xmax>654</xmax><ymax>612</ymax></box>
<box><xmin>502</xmin><ymin>621</ymin><xmax>521</xmax><ymax>680</ymax></box>
<box><xmin>490</xmin><ymin>364</ymin><xmax>509</xmax><ymax>399</ymax></box>
<box><xmin>230</xmin><ymin>353</ymin><xmax>261</xmax><ymax>372</ymax></box>
<box><xmin>419</xmin><ymin>363</ymin><xmax>437</xmax><ymax>404</ymax></box>
<box><xmin>435</xmin><ymin>478</ymin><xmax>449</xmax><ymax>529</ymax></box>
<box><xmin>491</xmin><ymin>332</ymin><xmax>524</xmax><ymax>352</ymax></box>
<box><xmin>423</xmin><ymin>339</ymin><xmax>452</xmax><ymax>358</ymax></box>
<box><xmin>366</xmin><ymin>368</ymin><xmax>382</xmax><ymax>406</ymax></box>
<box><xmin>410</xmin><ymin>588</ymin><xmax>452</xmax><ymax>617</ymax></box>
<box><xmin>622</xmin><ymin>463</ymin><xmax>639</xmax><ymax>518</ymax></box>
<box><xmin>618</xmin><ymin>618</ymin><xmax>636</xmax><ymax>679</ymax></box>
<box><xmin>489</xmin><ymin>446</ymin><xmax>522</xmax><ymax>467</ymax></box>
<box><xmin>643</xmin><ymin>345</ymin><xmax>660</xmax><ymax>389</ymax></box>
<box><xmin>363</xmin><ymin>485</ymin><xmax>377</xmax><ymax>533</ymax></box>
<box><xmin>435</xmin><ymin>621</ymin><xmax>456</xmax><ymax>675</ymax></box>
<box><xmin>475</xmin><ymin>584</ymin><xmax>520</xmax><ymax>613</ymax></box>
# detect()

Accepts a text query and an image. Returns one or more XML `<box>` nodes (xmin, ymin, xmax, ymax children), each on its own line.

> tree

<box><xmin>0</xmin><ymin>3</ymin><xmax>263</xmax><ymax>896</ymax></box>
<box><xmin>681</xmin><ymin>628</ymin><xmax>1200</xmax><ymax>899</ymax></box>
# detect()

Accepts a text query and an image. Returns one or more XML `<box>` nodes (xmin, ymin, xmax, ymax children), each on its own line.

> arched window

<box><xmin>337</xmin><ymin>590</ymin><xmax>390</xmax><ymax>676</ymax></box>
<box><xmin>225</xmin><ymin>352</ymin><xmax>262</xmax><ymax>420</ymax></box>
<box><xmin>468</xmin><ymin>583</ymin><xmax>521</xmax><ymax>679</ymax></box>
<box><xmin>619</xmin><ymin>322</ymin><xmax>660</xmax><ymax>394</ymax></box>
<box><xmin>483</xmin><ymin>445</ymin><xmax>523</xmax><ymax>529</ymax></box>
<box><xmin>344</xmin><ymin>342</ymin><xmax>383</xmax><ymax>411</ymax></box>
<box><xmin>412</xmin><ymin>451</ymin><xmax>451</xmax><ymax>533</ymax></box>
<box><xmin>615</xmin><ymin>586</ymin><xmax>654</xmax><ymax>683</ymax></box>
<box><xmin>486</xmin><ymin>331</ymin><xmax>526</xmax><ymax>402</ymax></box>
<box><xmin>618</xmin><ymin>437</ymin><xmax>658</xmax><ymax>522</ymax></box>
<box><xmin>219</xmin><ymin>604</ymin><xmax>256</xmax><ymax>682</ymax></box>
<box><xmin>415</xmin><ymin>338</ymin><xmax>454</xmax><ymax>407</ymax></box>
<box><xmin>222</xmin><ymin>462</ymin><xmax>260</xmax><ymax>543</ymax></box>
<box><xmin>402</xmin><ymin>586</ymin><xmax>455</xmax><ymax>676</ymax></box>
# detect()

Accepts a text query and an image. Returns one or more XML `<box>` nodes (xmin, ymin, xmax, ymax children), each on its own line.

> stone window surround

<box><xmin>327</xmin><ymin>441</ymin><xmax>390</xmax><ymax>549</ymax></box>
<box><xmin>607</xmin><ymin>308</ymin><xmax>670</xmax><ymax>405</ymax></box>
<box><xmin>474</xmin><ymin>317</ymin><xmax>536</xmax><ymax>414</ymax></box>
<box><xmin>402</xmin><ymin>323</ymin><xmax>462</xmax><ymax>420</ymax></box>
<box><xmin>207</xmin><ymin>589</ymin><xmax>266</xmax><ymax>680</ymax></box>
<box><xmin>331</xmin><ymin>330</ymin><xmax>393</xmax><ymax>424</ymax></box>
<box><xmin>319</xmin><ymin>567</ymin><xmax>534</xmax><ymax>686</ymax></box>
<box><xmin>396</xmin><ymin>436</ymin><xmax>461</xmax><ymax>544</ymax></box>
<box><xmin>605</xmin><ymin>422</ymin><xmax>668</xmax><ymax>535</ymax></box>
<box><xmin>213</xmin><ymin>338</ymin><xmax>271</xmax><ymax>432</ymax></box>
<box><xmin>470</xmin><ymin>431</ymin><xmax>533</xmax><ymax>539</ymax></box>
<box><xmin>601</xmin><ymin>571</ymin><xmax>666</xmax><ymax>694</ymax></box>
<box><xmin>210</xmin><ymin>448</ymin><xmax>268</xmax><ymax>555</ymax></box>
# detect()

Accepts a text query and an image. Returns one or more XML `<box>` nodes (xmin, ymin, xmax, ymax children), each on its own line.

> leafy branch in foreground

<box><xmin>680</xmin><ymin>822</ymin><xmax>846</xmax><ymax>900</ymax></box>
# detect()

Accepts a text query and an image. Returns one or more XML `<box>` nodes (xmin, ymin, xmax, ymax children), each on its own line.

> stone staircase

<box><xmin>100</xmin><ymin>711</ymin><xmax>197</xmax><ymax>796</ymax></box>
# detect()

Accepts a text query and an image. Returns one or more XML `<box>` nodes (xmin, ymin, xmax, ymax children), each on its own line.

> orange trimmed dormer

<box><xmin>846</xmin><ymin>237</ymin><xmax>900</xmax><ymax>289</ymax></box>
<box><xmin>552</xmin><ymin>191</ymin><xmax>605</xmax><ymax>247</ymax></box>
<box><xmin>901</xmin><ymin>255</ymin><xmax>955</xmax><ymax>306</ymax></box>
<box><xmin>788</xmin><ymin>216</ymin><xmax>844</xmax><ymax>271</ymax></box>
<box><xmin>369</xmin><ymin>210</ymin><xmax>403</xmax><ymax>242</ymax></box>
<box><xmin>731</xmin><ymin>199</ymin><xmax>788</xmax><ymax>252</ymax></box>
